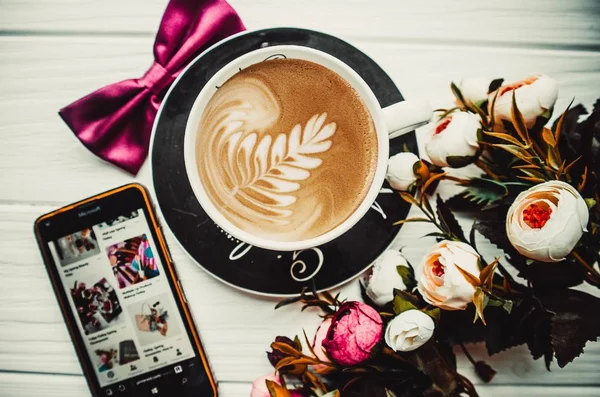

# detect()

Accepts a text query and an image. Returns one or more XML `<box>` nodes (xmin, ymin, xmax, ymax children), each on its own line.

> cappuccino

<box><xmin>195</xmin><ymin>58</ymin><xmax>377</xmax><ymax>242</ymax></box>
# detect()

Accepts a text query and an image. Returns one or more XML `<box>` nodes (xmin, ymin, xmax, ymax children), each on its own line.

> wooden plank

<box><xmin>0</xmin><ymin>204</ymin><xmax>599</xmax><ymax>385</ymax></box>
<box><xmin>0</xmin><ymin>0</ymin><xmax>599</xmax><ymax>48</ymax></box>
<box><xmin>0</xmin><ymin>36</ymin><xmax>599</xmax><ymax>204</ymax></box>
<box><xmin>0</xmin><ymin>372</ymin><xmax>599</xmax><ymax>397</ymax></box>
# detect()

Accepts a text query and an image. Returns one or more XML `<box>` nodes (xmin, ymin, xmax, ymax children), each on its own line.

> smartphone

<box><xmin>34</xmin><ymin>183</ymin><xmax>217</xmax><ymax>397</ymax></box>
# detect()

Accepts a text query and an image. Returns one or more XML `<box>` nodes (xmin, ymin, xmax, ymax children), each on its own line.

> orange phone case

<box><xmin>34</xmin><ymin>183</ymin><xmax>218</xmax><ymax>397</ymax></box>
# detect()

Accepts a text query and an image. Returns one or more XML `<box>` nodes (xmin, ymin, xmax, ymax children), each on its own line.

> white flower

<box><xmin>425</xmin><ymin>111</ymin><xmax>480</xmax><ymax>168</ymax></box>
<box><xmin>417</xmin><ymin>240</ymin><xmax>480</xmax><ymax>310</ymax></box>
<box><xmin>386</xmin><ymin>152</ymin><xmax>420</xmax><ymax>191</ymax></box>
<box><xmin>457</xmin><ymin>77</ymin><xmax>491</xmax><ymax>106</ymax></box>
<box><xmin>506</xmin><ymin>181</ymin><xmax>589</xmax><ymax>262</ymax></box>
<box><xmin>385</xmin><ymin>309</ymin><xmax>435</xmax><ymax>352</ymax></box>
<box><xmin>490</xmin><ymin>74</ymin><xmax>558</xmax><ymax>128</ymax></box>
<box><xmin>364</xmin><ymin>250</ymin><xmax>410</xmax><ymax>306</ymax></box>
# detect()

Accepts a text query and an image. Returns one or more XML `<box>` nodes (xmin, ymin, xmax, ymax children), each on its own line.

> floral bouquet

<box><xmin>251</xmin><ymin>74</ymin><xmax>600</xmax><ymax>397</ymax></box>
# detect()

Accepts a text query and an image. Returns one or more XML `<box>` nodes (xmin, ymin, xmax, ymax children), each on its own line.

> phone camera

<box><xmin>45</xmin><ymin>221</ymin><xmax>51</xmax><ymax>227</ymax></box>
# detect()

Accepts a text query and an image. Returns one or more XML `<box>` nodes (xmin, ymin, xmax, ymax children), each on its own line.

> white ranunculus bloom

<box><xmin>385</xmin><ymin>309</ymin><xmax>435</xmax><ymax>352</ymax></box>
<box><xmin>417</xmin><ymin>240</ymin><xmax>480</xmax><ymax>310</ymax></box>
<box><xmin>506</xmin><ymin>181</ymin><xmax>589</xmax><ymax>262</ymax></box>
<box><xmin>457</xmin><ymin>77</ymin><xmax>491</xmax><ymax>107</ymax></box>
<box><xmin>386</xmin><ymin>152</ymin><xmax>420</xmax><ymax>191</ymax></box>
<box><xmin>425</xmin><ymin>111</ymin><xmax>480</xmax><ymax>168</ymax></box>
<box><xmin>490</xmin><ymin>74</ymin><xmax>558</xmax><ymax>128</ymax></box>
<box><xmin>364</xmin><ymin>250</ymin><xmax>410</xmax><ymax>306</ymax></box>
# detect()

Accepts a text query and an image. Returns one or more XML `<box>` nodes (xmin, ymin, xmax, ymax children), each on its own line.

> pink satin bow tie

<box><xmin>59</xmin><ymin>0</ymin><xmax>245</xmax><ymax>174</ymax></box>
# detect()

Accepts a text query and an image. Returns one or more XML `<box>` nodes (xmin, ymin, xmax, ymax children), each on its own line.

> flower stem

<box><xmin>572</xmin><ymin>251</ymin><xmax>600</xmax><ymax>288</ymax></box>
<box><xmin>474</xmin><ymin>159</ymin><xmax>501</xmax><ymax>181</ymax></box>
<box><xmin>458</xmin><ymin>342</ymin><xmax>477</xmax><ymax>366</ymax></box>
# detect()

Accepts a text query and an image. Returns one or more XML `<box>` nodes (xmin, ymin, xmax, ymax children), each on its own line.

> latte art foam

<box><xmin>196</xmin><ymin>58</ymin><xmax>377</xmax><ymax>241</ymax></box>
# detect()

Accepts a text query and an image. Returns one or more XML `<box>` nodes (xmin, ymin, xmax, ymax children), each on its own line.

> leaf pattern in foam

<box><xmin>229</xmin><ymin>113</ymin><xmax>337</xmax><ymax>216</ymax></box>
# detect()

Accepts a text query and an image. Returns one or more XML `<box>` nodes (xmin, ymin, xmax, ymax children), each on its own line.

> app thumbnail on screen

<box><xmin>55</xmin><ymin>228</ymin><xmax>100</xmax><ymax>266</ymax></box>
<box><xmin>70</xmin><ymin>277</ymin><xmax>124</xmax><ymax>335</ymax></box>
<box><xmin>107</xmin><ymin>234</ymin><xmax>160</xmax><ymax>289</ymax></box>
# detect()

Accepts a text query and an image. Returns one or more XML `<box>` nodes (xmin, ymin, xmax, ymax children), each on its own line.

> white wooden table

<box><xmin>1</xmin><ymin>1</ymin><xmax>599</xmax><ymax>396</ymax></box>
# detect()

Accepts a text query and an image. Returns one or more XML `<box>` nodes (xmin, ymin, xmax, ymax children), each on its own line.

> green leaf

<box><xmin>424</xmin><ymin>307</ymin><xmax>441</xmax><ymax>321</ymax></box>
<box><xmin>488</xmin><ymin>78</ymin><xmax>504</xmax><ymax>94</ymax></box>
<box><xmin>446</xmin><ymin>155</ymin><xmax>477</xmax><ymax>168</ymax></box>
<box><xmin>393</xmin><ymin>289</ymin><xmax>421</xmax><ymax>305</ymax></box>
<box><xmin>585</xmin><ymin>198</ymin><xmax>597</xmax><ymax>209</ymax></box>
<box><xmin>397</xmin><ymin>265</ymin><xmax>417</xmax><ymax>291</ymax></box>
<box><xmin>436</xmin><ymin>195</ymin><xmax>466</xmax><ymax>242</ymax></box>
<box><xmin>541</xmin><ymin>289</ymin><xmax>600</xmax><ymax>368</ymax></box>
<box><xmin>502</xmin><ymin>299</ymin><xmax>514</xmax><ymax>314</ymax></box>
<box><xmin>393</xmin><ymin>294</ymin><xmax>418</xmax><ymax>314</ymax></box>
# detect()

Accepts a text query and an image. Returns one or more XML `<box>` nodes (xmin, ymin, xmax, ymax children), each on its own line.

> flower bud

<box><xmin>385</xmin><ymin>309</ymin><xmax>435</xmax><ymax>352</ymax></box>
<box><xmin>425</xmin><ymin>111</ymin><xmax>480</xmax><ymax>168</ymax></box>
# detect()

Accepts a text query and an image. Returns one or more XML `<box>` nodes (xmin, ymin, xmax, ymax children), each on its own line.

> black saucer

<box><xmin>150</xmin><ymin>28</ymin><xmax>416</xmax><ymax>296</ymax></box>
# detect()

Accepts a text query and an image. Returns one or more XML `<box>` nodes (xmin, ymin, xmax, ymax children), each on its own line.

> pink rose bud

<box><xmin>250</xmin><ymin>373</ymin><xmax>280</xmax><ymax>397</ymax></box>
<box><xmin>322</xmin><ymin>302</ymin><xmax>383</xmax><ymax>366</ymax></box>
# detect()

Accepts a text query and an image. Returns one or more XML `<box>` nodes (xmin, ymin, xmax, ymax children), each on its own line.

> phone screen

<box><xmin>35</xmin><ymin>185</ymin><xmax>216</xmax><ymax>397</ymax></box>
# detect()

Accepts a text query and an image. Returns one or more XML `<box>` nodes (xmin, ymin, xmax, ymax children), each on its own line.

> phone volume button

<box><xmin>177</xmin><ymin>280</ymin><xmax>188</xmax><ymax>303</ymax></box>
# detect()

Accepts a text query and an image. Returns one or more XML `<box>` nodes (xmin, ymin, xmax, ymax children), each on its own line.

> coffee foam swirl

<box><xmin>196</xmin><ymin>59</ymin><xmax>377</xmax><ymax>241</ymax></box>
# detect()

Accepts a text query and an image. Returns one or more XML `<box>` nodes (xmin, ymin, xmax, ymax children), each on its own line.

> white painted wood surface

<box><xmin>0</xmin><ymin>0</ymin><xmax>599</xmax><ymax>396</ymax></box>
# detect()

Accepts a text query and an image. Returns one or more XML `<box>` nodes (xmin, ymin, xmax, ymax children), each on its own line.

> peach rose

<box><xmin>417</xmin><ymin>241</ymin><xmax>480</xmax><ymax>310</ymax></box>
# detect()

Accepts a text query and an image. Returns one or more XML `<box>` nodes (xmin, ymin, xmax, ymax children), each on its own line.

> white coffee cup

<box><xmin>184</xmin><ymin>45</ymin><xmax>432</xmax><ymax>251</ymax></box>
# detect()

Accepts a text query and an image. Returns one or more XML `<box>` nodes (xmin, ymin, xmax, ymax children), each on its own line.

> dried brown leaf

<box><xmin>473</xmin><ymin>287</ymin><xmax>487</xmax><ymax>325</ymax></box>
<box><xmin>484</xmin><ymin>130</ymin><xmax>526</xmax><ymax>146</ymax></box>
<box><xmin>489</xmin><ymin>90</ymin><xmax>500</xmax><ymax>128</ymax></box>
<box><xmin>547</xmin><ymin>146</ymin><xmax>562</xmax><ymax>170</ymax></box>
<box><xmin>455</xmin><ymin>265</ymin><xmax>481</xmax><ymax>288</ymax></box>
<box><xmin>480</xmin><ymin>258</ymin><xmax>500</xmax><ymax>290</ymax></box>
<box><xmin>511</xmin><ymin>91</ymin><xmax>531</xmax><ymax>145</ymax></box>
<box><xmin>542</xmin><ymin>127</ymin><xmax>557</xmax><ymax>147</ymax></box>
<box><xmin>393</xmin><ymin>217</ymin><xmax>431</xmax><ymax>226</ymax></box>
<box><xmin>493</xmin><ymin>144</ymin><xmax>535</xmax><ymax>163</ymax></box>
<box><xmin>421</xmin><ymin>172</ymin><xmax>448</xmax><ymax>195</ymax></box>
<box><xmin>271</xmin><ymin>342</ymin><xmax>302</xmax><ymax>357</ymax></box>
<box><xmin>399</xmin><ymin>191</ymin><xmax>420</xmax><ymax>206</ymax></box>
<box><xmin>578</xmin><ymin>166</ymin><xmax>588</xmax><ymax>191</ymax></box>
<box><xmin>517</xmin><ymin>176</ymin><xmax>547</xmax><ymax>183</ymax></box>
<box><xmin>553</xmin><ymin>98</ymin><xmax>574</xmax><ymax>143</ymax></box>
<box><xmin>266</xmin><ymin>380</ymin><xmax>292</xmax><ymax>397</ymax></box>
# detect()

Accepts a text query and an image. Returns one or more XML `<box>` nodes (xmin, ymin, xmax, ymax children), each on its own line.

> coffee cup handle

<box><xmin>382</xmin><ymin>100</ymin><xmax>433</xmax><ymax>139</ymax></box>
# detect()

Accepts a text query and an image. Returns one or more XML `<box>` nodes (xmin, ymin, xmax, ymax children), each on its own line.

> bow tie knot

<box><xmin>58</xmin><ymin>0</ymin><xmax>245</xmax><ymax>175</ymax></box>
<box><xmin>140</xmin><ymin>62</ymin><xmax>175</xmax><ymax>96</ymax></box>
